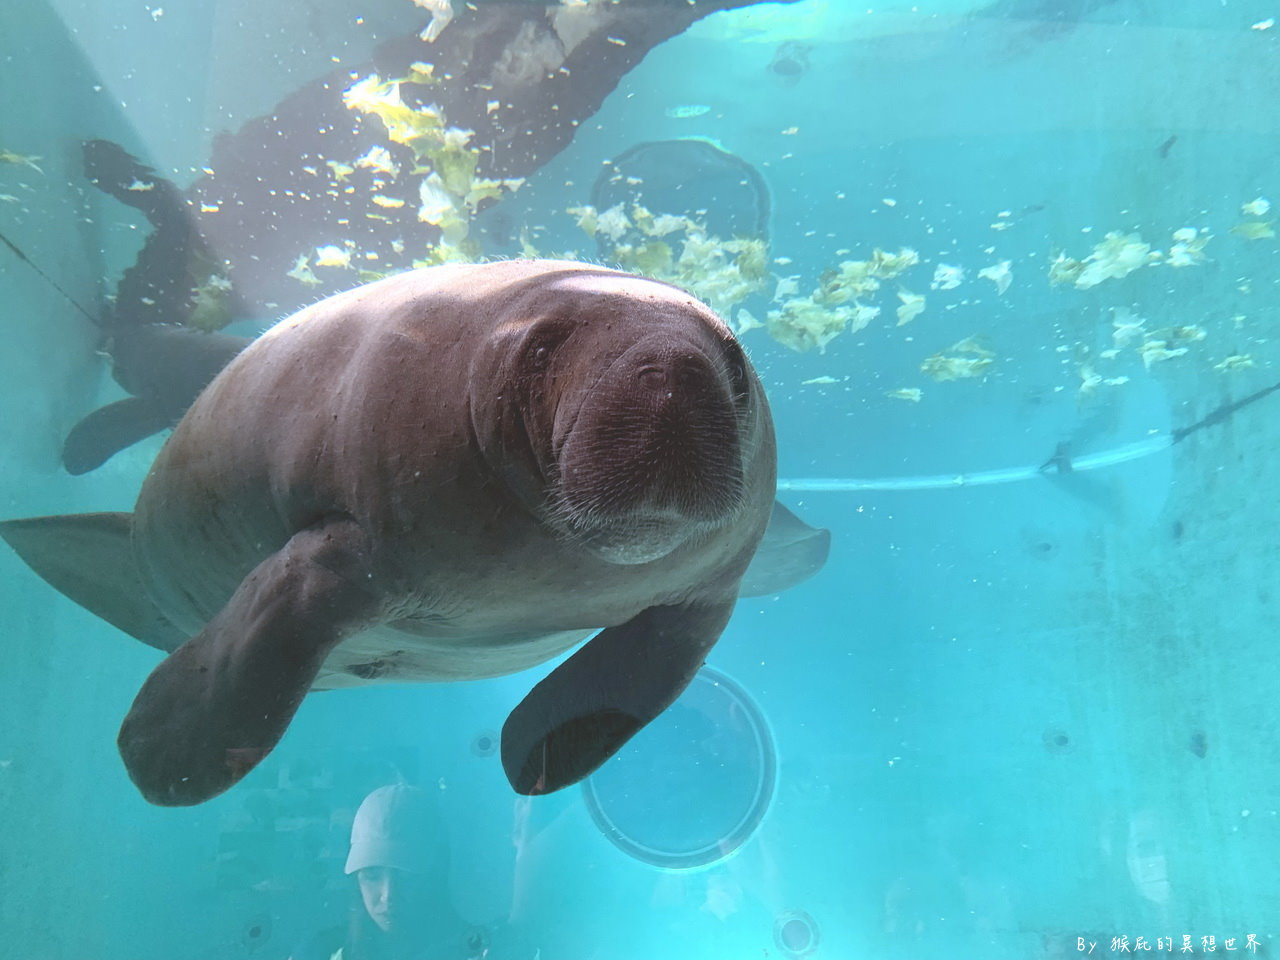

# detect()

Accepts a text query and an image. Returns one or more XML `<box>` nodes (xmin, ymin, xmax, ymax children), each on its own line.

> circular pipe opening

<box><xmin>582</xmin><ymin>666</ymin><xmax>776</xmax><ymax>869</ymax></box>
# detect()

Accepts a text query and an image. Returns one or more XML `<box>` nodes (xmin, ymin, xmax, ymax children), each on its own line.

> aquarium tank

<box><xmin>1</xmin><ymin>0</ymin><xmax>1277</xmax><ymax>957</ymax></box>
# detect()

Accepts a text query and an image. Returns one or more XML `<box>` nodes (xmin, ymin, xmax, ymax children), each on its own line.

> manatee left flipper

<box><xmin>117</xmin><ymin>516</ymin><xmax>381</xmax><ymax>806</ymax></box>
<box><xmin>737</xmin><ymin>500</ymin><xmax>831</xmax><ymax>598</ymax></box>
<box><xmin>0</xmin><ymin>512</ymin><xmax>184</xmax><ymax>651</ymax></box>
<box><xmin>501</xmin><ymin>599</ymin><xmax>734</xmax><ymax>795</ymax></box>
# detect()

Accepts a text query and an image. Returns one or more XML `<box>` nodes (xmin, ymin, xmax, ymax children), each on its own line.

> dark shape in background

<box><xmin>67</xmin><ymin>0</ymin><xmax>801</xmax><ymax>473</ymax></box>
<box><xmin>174</xmin><ymin>1</ymin><xmax>796</xmax><ymax>316</ymax></box>
<box><xmin>589</xmin><ymin>137</ymin><xmax>772</xmax><ymax>256</ymax></box>
<box><xmin>976</xmin><ymin>0</ymin><xmax>1124</xmax><ymax>44</ymax></box>
<box><xmin>768</xmin><ymin>40</ymin><xmax>813</xmax><ymax>84</ymax></box>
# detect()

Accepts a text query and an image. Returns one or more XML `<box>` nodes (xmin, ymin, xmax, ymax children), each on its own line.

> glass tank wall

<box><xmin>1</xmin><ymin>1</ymin><xmax>1276</xmax><ymax>958</ymax></box>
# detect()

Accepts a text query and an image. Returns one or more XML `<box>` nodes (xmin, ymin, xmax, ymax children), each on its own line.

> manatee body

<box><xmin>1</xmin><ymin>260</ymin><xmax>826</xmax><ymax>807</ymax></box>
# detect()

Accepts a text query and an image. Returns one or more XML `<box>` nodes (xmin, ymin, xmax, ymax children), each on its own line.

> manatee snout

<box><xmin>557</xmin><ymin>339</ymin><xmax>746</xmax><ymax>536</ymax></box>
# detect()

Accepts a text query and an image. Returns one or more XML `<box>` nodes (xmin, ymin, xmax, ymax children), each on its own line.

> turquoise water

<box><xmin>1</xmin><ymin>1</ymin><xmax>1277</xmax><ymax>957</ymax></box>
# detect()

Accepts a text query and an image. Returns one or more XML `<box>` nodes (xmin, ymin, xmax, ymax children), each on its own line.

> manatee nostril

<box><xmin>638</xmin><ymin>365</ymin><xmax>667</xmax><ymax>388</ymax></box>
<box><xmin>677</xmin><ymin>365</ymin><xmax>703</xmax><ymax>388</ymax></box>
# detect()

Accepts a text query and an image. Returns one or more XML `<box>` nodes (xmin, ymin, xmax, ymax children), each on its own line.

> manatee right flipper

<box><xmin>117</xmin><ymin>517</ymin><xmax>382</xmax><ymax>806</ymax></box>
<box><xmin>62</xmin><ymin>397</ymin><xmax>174</xmax><ymax>475</ymax></box>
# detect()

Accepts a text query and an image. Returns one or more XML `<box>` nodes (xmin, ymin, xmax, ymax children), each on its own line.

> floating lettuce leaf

<box><xmin>815</xmin><ymin>260</ymin><xmax>878</xmax><ymax>305</ymax></box>
<box><xmin>464</xmin><ymin>177</ymin><xmax>523</xmax><ymax>211</ymax></box>
<box><xmin>188</xmin><ymin>274</ymin><xmax>234</xmax><ymax>332</ymax></box>
<box><xmin>287</xmin><ymin>255</ymin><xmax>321</xmax><ymax>286</ymax></box>
<box><xmin>314</xmin><ymin>244</ymin><xmax>353</xmax><ymax>268</ymax></box>
<box><xmin>0</xmin><ymin>150</ymin><xmax>43</xmax><ymax>174</ymax></box>
<box><xmin>1167</xmin><ymin>227</ymin><xmax>1210</xmax><ymax>267</ymax></box>
<box><xmin>895</xmin><ymin>289</ymin><xmax>925</xmax><ymax>326</ymax></box>
<box><xmin>1214</xmin><ymin>354</ymin><xmax>1254</xmax><ymax>371</ymax></box>
<box><xmin>343</xmin><ymin>74</ymin><xmax>447</xmax><ymax>157</ymax></box>
<box><xmin>921</xmin><ymin>355</ymin><xmax>993</xmax><ymax>381</ymax></box>
<box><xmin>869</xmin><ymin>247</ymin><xmax>918</xmax><ymax>278</ymax></box>
<box><xmin>405</xmin><ymin>62</ymin><xmax>439</xmax><ymax>86</ymax></box>
<box><xmin>413</xmin><ymin>0</ymin><xmax>454</xmax><ymax>42</ymax></box>
<box><xmin>921</xmin><ymin>337</ymin><xmax>995</xmax><ymax>382</ymax></box>
<box><xmin>773</xmin><ymin>275</ymin><xmax>801</xmax><ymax>301</ymax></box>
<box><xmin>567</xmin><ymin>205</ymin><xmax>599</xmax><ymax>237</ymax></box>
<box><xmin>1138</xmin><ymin>339</ymin><xmax>1188</xmax><ymax>368</ymax></box>
<box><xmin>729</xmin><ymin>238</ymin><xmax>769</xmax><ymax>283</ymax></box>
<box><xmin>1111</xmin><ymin>306</ymin><xmax>1145</xmax><ymax>348</ymax></box>
<box><xmin>735</xmin><ymin>309</ymin><xmax>763</xmax><ymax>335</ymax></box>
<box><xmin>325</xmin><ymin>160</ymin><xmax>355</xmax><ymax>181</ymax></box>
<box><xmin>1048</xmin><ymin>251</ymin><xmax>1084</xmax><ymax>286</ymax></box>
<box><xmin>977</xmin><ymin>260</ymin><xmax>1012</xmax><ymax>295</ymax></box>
<box><xmin>417</xmin><ymin>173</ymin><xmax>458</xmax><ymax>226</ymax></box>
<box><xmin>931</xmin><ymin>264</ymin><xmax>963</xmax><ymax>290</ymax></box>
<box><xmin>1074</xmin><ymin>232</ymin><xmax>1152</xmax><ymax>288</ymax></box>
<box><xmin>849</xmin><ymin>302</ymin><xmax>880</xmax><ymax>333</ymax></box>
<box><xmin>1231</xmin><ymin>221</ymin><xmax>1275</xmax><ymax>240</ymax></box>
<box><xmin>430</xmin><ymin>127</ymin><xmax>479</xmax><ymax>196</ymax></box>
<box><xmin>617</xmin><ymin>241</ymin><xmax>674</xmax><ymax>276</ymax></box>
<box><xmin>767</xmin><ymin>297</ymin><xmax>850</xmax><ymax>353</ymax></box>
<box><xmin>595</xmin><ymin>204</ymin><xmax>631</xmax><ymax>242</ymax></box>
<box><xmin>355</xmin><ymin>146</ymin><xmax>399</xmax><ymax>177</ymax></box>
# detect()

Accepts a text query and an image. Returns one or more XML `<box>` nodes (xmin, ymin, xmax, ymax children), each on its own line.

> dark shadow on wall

<box><xmin>52</xmin><ymin>0</ymin><xmax>804</xmax><ymax>473</ymax></box>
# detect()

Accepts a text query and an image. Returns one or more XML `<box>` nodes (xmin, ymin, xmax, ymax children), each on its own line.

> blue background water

<box><xmin>2</xmin><ymin>1</ymin><xmax>1278</xmax><ymax>957</ymax></box>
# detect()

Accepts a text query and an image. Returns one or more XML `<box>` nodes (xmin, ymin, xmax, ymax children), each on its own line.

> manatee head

<box><xmin>473</xmin><ymin>265</ymin><xmax>765</xmax><ymax>564</ymax></box>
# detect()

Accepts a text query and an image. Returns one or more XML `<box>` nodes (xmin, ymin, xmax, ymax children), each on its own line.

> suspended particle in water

<box><xmin>1042</xmin><ymin>728</ymin><xmax>1074</xmax><ymax>754</ymax></box>
<box><xmin>242</xmin><ymin>913</ymin><xmax>272</xmax><ymax>952</ymax></box>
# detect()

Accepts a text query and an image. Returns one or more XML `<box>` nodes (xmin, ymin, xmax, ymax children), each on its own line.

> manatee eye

<box><xmin>526</xmin><ymin>339</ymin><xmax>556</xmax><ymax>370</ymax></box>
<box><xmin>524</xmin><ymin>318</ymin><xmax>574</xmax><ymax>370</ymax></box>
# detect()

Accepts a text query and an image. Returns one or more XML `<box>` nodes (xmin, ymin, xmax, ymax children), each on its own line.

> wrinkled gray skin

<box><xmin>79</xmin><ymin>260</ymin><xmax>775</xmax><ymax>805</ymax></box>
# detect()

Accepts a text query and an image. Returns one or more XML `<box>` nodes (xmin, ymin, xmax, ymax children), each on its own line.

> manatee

<box><xmin>2</xmin><ymin>260</ymin><xmax>827</xmax><ymax>806</ymax></box>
